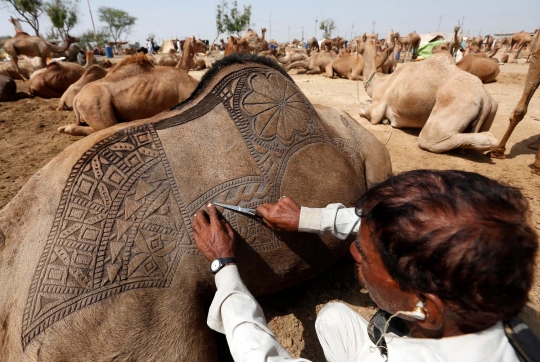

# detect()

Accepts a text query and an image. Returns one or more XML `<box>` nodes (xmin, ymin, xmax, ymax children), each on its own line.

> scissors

<box><xmin>212</xmin><ymin>202</ymin><xmax>265</xmax><ymax>223</ymax></box>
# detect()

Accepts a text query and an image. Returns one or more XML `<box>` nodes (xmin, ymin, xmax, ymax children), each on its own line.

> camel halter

<box><xmin>364</xmin><ymin>72</ymin><xmax>376</xmax><ymax>90</ymax></box>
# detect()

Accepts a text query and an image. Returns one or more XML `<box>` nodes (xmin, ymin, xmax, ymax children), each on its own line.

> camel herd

<box><xmin>0</xmin><ymin>27</ymin><xmax>539</xmax><ymax>174</ymax></box>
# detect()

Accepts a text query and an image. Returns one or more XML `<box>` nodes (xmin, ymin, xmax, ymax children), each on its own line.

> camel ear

<box><xmin>193</xmin><ymin>36</ymin><xmax>196</xmax><ymax>41</ymax></box>
<box><xmin>375</xmin><ymin>33</ymin><xmax>379</xmax><ymax>40</ymax></box>
<box><xmin>363</xmin><ymin>33</ymin><xmax>367</xmax><ymax>41</ymax></box>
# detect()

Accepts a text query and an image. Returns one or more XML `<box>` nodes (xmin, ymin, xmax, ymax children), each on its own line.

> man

<box><xmin>192</xmin><ymin>170</ymin><xmax>538</xmax><ymax>361</ymax></box>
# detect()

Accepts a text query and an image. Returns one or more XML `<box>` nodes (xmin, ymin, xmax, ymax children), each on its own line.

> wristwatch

<box><xmin>210</xmin><ymin>257</ymin><xmax>236</xmax><ymax>274</ymax></box>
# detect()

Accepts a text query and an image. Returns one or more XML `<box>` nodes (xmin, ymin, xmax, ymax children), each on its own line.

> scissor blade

<box><xmin>213</xmin><ymin>202</ymin><xmax>256</xmax><ymax>215</ymax></box>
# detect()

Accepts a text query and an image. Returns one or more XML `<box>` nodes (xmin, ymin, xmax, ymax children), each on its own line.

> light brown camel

<box><xmin>154</xmin><ymin>49</ymin><xmax>179</xmax><ymax>67</ymax></box>
<box><xmin>0</xmin><ymin>74</ymin><xmax>17</xmax><ymax>102</ymax></box>
<box><xmin>359</xmin><ymin>33</ymin><xmax>498</xmax><ymax>153</ymax></box>
<box><xmin>475</xmin><ymin>35</ymin><xmax>484</xmax><ymax>49</ymax></box>
<box><xmin>51</xmin><ymin>44</ymin><xmax>81</xmax><ymax>62</ymax></box>
<box><xmin>384</xmin><ymin>30</ymin><xmax>394</xmax><ymax>47</ymax></box>
<box><xmin>490</xmin><ymin>30</ymin><xmax>540</xmax><ymax>175</ymax></box>
<box><xmin>57</xmin><ymin>52</ymin><xmax>108</xmax><ymax>110</ymax></box>
<box><xmin>508</xmin><ymin>30</ymin><xmax>533</xmax><ymax>51</ymax></box>
<box><xmin>277</xmin><ymin>50</ymin><xmax>309</xmax><ymax>65</ymax></box>
<box><xmin>394</xmin><ymin>31</ymin><xmax>421</xmax><ymax>62</ymax></box>
<box><xmin>28</xmin><ymin>56</ymin><xmax>88</xmax><ymax>98</ymax></box>
<box><xmin>58</xmin><ymin>54</ymin><xmax>199</xmax><ymax>136</ymax></box>
<box><xmin>285</xmin><ymin>50</ymin><xmax>338</xmax><ymax>74</ymax></box>
<box><xmin>3</xmin><ymin>33</ymin><xmax>79</xmax><ymax>80</ymax></box>
<box><xmin>175</xmin><ymin>37</ymin><xmax>208</xmax><ymax>72</ymax></box>
<box><xmin>485</xmin><ymin>35</ymin><xmax>494</xmax><ymax>52</ymax></box>
<box><xmin>321</xmin><ymin>36</ymin><xmax>345</xmax><ymax>51</ymax></box>
<box><xmin>0</xmin><ymin>59</ymin><xmax>34</xmax><ymax>80</ymax></box>
<box><xmin>308</xmin><ymin>37</ymin><xmax>319</xmax><ymax>54</ymax></box>
<box><xmin>224</xmin><ymin>36</ymin><xmax>251</xmax><ymax>56</ymax></box>
<box><xmin>241</xmin><ymin>28</ymin><xmax>269</xmax><ymax>53</ymax></box>
<box><xmin>449</xmin><ymin>26</ymin><xmax>463</xmax><ymax>57</ymax></box>
<box><xmin>0</xmin><ymin>54</ymin><xmax>391</xmax><ymax>361</ymax></box>
<box><xmin>456</xmin><ymin>52</ymin><xmax>500</xmax><ymax>83</ymax></box>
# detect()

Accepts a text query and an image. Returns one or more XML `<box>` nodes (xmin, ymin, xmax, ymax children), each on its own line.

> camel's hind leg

<box><xmin>418</xmin><ymin>101</ymin><xmax>498</xmax><ymax>153</ymax></box>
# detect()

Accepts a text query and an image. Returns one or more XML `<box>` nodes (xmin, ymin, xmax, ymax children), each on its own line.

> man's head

<box><xmin>352</xmin><ymin>170</ymin><xmax>538</xmax><ymax>333</ymax></box>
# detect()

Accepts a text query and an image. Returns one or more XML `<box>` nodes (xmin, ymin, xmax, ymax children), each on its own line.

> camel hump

<box><xmin>108</xmin><ymin>53</ymin><xmax>153</xmax><ymax>75</ymax></box>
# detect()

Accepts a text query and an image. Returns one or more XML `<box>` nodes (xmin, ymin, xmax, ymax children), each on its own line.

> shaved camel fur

<box><xmin>491</xmin><ymin>30</ymin><xmax>540</xmax><ymax>174</ymax></box>
<box><xmin>58</xmin><ymin>54</ymin><xmax>199</xmax><ymax>136</ymax></box>
<box><xmin>359</xmin><ymin>34</ymin><xmax>498</xmax><ymax>153</ymax></box>
<box><xmin>3</xmin><ymin>33</ymin><xmax>79</xmax><ymax>80</ymax></box>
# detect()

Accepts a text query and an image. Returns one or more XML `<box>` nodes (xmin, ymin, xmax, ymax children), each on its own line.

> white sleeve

<box><xmin>298</xmin><ymin>203</ymin><xmax>360</xmax><ymax>240</ymax></box>
<box><xmin>207</xmin><ymin>266</ymin><xmax>311</xmax><ymax>362</ymax></box>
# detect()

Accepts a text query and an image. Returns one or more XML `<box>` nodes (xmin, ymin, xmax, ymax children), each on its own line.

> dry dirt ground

<box><xmin>1</xmin><ymin>62</ymin><xmax>539</xmax><ymax>360</ymax></box>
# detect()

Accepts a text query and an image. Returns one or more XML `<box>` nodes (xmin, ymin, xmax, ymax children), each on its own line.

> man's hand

<box><xmin>193</xmin><ymin>203</ymin><xmax>235</xmax><ymax>262</ymax></box>
<box><xmin>257</xmin><ymin>196</ymin><xmax>301</xmax><ymax>232</ymax></box>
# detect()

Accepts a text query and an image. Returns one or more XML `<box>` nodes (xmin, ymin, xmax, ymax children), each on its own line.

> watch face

<box><xmin>211</xmin><ymin>259</ymin><xmax>220</xmax><ymax>272</ymax></box>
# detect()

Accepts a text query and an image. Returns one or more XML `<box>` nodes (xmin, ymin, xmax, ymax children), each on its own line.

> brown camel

<box><xmin>241</xmin><ymin>28</ymin><xmax>269</xmax><ymax>53</ymax></box>
<box><xmin>384</xmin><ymin>30</ymin><xmax>394</xmax><ymax>46</ymax></box>
<box><xmin>0</xmin><ymin>59</ymin><xmax>34</xmax><ymax>80</ymax></box>
<box><xmin>449</xmin><ymin>26</ymin><xmax>463</xmax><ymax>57</ymax></box>
<box><xmin>474</xmin><ymin>35</ymin><xmax>484</xmax><ymax>49</ymax></box>
<box><xmin>394</xmin><ymin>31</ymin><xmax>421</xmax><ymax>61</ymax></box>
<box><xmin>359</xmin><ymin>33</ymin><xmax>498</xmax><ymax>153</ymax></box>
<box><xmin>51</xmin><ymin>44</ymin><xmax>82</xmax><ymax>62</ymax></box>
<box><xmin>58</xmin><ymin>54</ymin><xmax>199</xmax><ymax>136</ymax></box>
<box><xmin>321</xmin><ymin>36</ymin><xmax>345</xmax><ymax>51</ymax></box>
<box><xmin>176</xmin><ymin>37</ymin><xmax>208</xmax><ymax>72</ymax></box>
<box><xmin>224</xmin><ymin>36</ymin><xmax>251</xmax><ymax>56</ymax></box>
<box><xmin>57</xmin><ymin>52</ymin><xmax>108</xmax><ymax>110</ymax></box>
<box><xmin>28</xmin><ymin>57</ymin><xmax>87</xmax><ymax>98</ymax></box>
<box><xmin>154</xmin><ymin>49</ymin><xmax>179</xmax><ymax>67</ymax></box>
<box><xmin>0</xmin><ymin>54</ymin><xmax>391</xmax><ymax>361</ymax></box>
<box><xmin>490</xmin><ymin>30</ymin><xmax>540</xmax><ymax>175</ymax></box>
<box><xmin>285</xmin><ymin>50</ymin><xmax>338</xmax><ymax>74</ymax></box>
<box><xmin>3</xmin><ymin>33</ymin><xmax>79</xmax><ymax>80</ymax></box>
<box><xmin>508</xmin><ymin>30</ymin><xmax>533</xmax><ymax>51</ymax></box>
<box><xmin>0</xmin><ymin>74</ymin><xmax>17</xmax><ymax>101</ymax></box>
<box><xmin>456</xmin><ymin>53</ymin><xmax>500</xmax><ymax>83</ymax></box>
<box><xmin>277</xmin><ymin>50</ymin><xmax>308</xmax><ymax>65</ymax></box>
<box><xmin>485</xmin><ymin>35</ymin><xmax>494</xmax><ymax>52</ymax></box>
<box><xmin>308</xmin><ymin>37</ymin><xmax>319</xmax><ymax>54</ymax></box>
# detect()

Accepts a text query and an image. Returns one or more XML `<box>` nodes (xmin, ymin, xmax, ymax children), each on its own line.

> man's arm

<box><xmin>192</xmin><ymin>204</ymin><xmax>310</xmax><ymax>362</ymax></box>
<box><xmin>257</xmin><ymin>197</ymin><xmax>360</xmax><ymax>240</ymax></box>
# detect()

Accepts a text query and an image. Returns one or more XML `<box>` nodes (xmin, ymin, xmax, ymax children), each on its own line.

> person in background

<box><xmin>193</xmin><ymin>170</ymin><xmax>538</xmax><ymax>361</ymax></box>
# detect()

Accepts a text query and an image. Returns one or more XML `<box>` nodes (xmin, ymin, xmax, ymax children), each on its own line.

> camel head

<box><xmin>65</xmin><ymin>34</ymin><xmax>80</xmax><ymax>44</ymax></box>
<box><xmin>454</xmin><ymin>25</ymin><xmax>461</xmax><ymax>33</ymax></box>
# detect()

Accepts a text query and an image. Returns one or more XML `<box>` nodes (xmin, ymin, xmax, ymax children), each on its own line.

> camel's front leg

<box><xmin>57</xmin><ymin>124</ymin><xmax>96</xmax><ymax>137</ymax></box>
<box><xmin>11</xmin><ymin>54</ymin><xmax>28</xmax><ymax>81</ymax></box>
<box><xmin>359</xmin><ymin>100</ymin><xmax>387</xmax><ymax>125</ymax></box>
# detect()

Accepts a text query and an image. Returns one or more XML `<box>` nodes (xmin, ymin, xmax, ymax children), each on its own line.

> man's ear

<box><xmin>413</xmin><ymin>293</ymin><xmax>445</xmax><ymax>331</ymax></box>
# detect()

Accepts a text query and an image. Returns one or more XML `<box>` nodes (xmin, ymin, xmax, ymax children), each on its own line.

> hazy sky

<box><xmin>1</xmin><ymin>0</ymin><xmax>539</xmax><ymax>45</ymax></box>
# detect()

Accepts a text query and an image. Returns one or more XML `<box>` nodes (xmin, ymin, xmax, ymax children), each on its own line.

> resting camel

<box><xmin>0</xmin><ymin>59</ymin><xmax>34</xmax><ymax>80</ymax></box>
<box><xmin>456</xmin><ymin>52</ymin><xmax>500</xmax><ymax>83</ymax></box>
<box><xmin>224</xmin><ymin>36</ymin><xmax>251</xmax><ymax>56</ymax></box>
<box><xmin>384</xmin><ymin>30</ymin><xmax>394</xmax><ymax>47</ymax></box>
<box><xmin>394</xmin><ymin>31</ymin><xmax>421</xmax><ymax>61</ymax></box>
<box><xmin>359</xmin><ymin>34</ymin><xmax>498</xmax><ymax>153</ymax></box>
<box><xmin>154</xmin><ymin>49</ymin><xmax>179</xmax><ymax>67</ymax></box>
<box><xmin>491</xmin><ymin>30</ymin><xmax>540</xmax><ymax>175</ymax></box>
<box><xmin>285</xmin><ymin>50</ymin><xmax>338</xmax><ymax>74</ymax></box>
<box><xmin>321</xmin><ymin>36</ymin><xmax>345</xmax><ymax>51</ymax></box>
<box><xmin>277</xmin><ymin>51</ymin><xmax>308</xmax><ymax>65</ymax></box>
<box><xmin>175</xmin><ymin>37</ymin><xmax>208</xmax><ymax>72</ymax></box>
<box><xmin>485</xmin><ymin>35</ymin><xmax>494</xmax><ymax>52</ymax></box>
<box><xmin>27</xmin><ymin>57</ymin><xmax>88</xmax><ymax>98</ymax></box>
<box><xmin>308</xmin><ymin>37</ymin><xmax>319</xmax><ymax>53</ymax></box>
<box><xmin>0</xmin><ymin>54</ymin><xmax>391</xmax><ymax>361</ymax></box>
<box><xmin>57</xmin><ymin>52</ymin><xmax>108</xmax><ymax>110</ymax></box>
<box><xmin>58</xmin><ymin>54</ymin><xmax>199</xmax><ymax>136</ymax></box>
<box><xmin>242</xmin><ymin>28</ymin><xmax>269</xmax><ymax>53</ymax></box>
<box><xmin>0</xmin><ymin>74</ymin><xmax>17</xmax><ymax>101</ymax></box>
<box><xmin>3</xmin><ymin>33</ymin><xmax>79</xmax><ymax>80</ymax></box>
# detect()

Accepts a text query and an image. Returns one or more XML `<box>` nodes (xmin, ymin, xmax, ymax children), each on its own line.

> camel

<box><xmin>0</xmin><ymin>74</ymin><xmax>17</xmax><ymax>101</ymax></box>
<box><xmin>224</xmin><ymin>36</ymin><xmax>251</xmax><ymax>56</ymax></box>
<box><xmin>3</xmin><ymin>33</ymin><xmax>79</xmax><ymax>80</ymax></box>
<box><xmin>0</xmin><ymin>54</ymin><xmax>391</xmax><ymax>361</ymax></box>
<box><xmin>51</xmin><ymin>44</ymin><xmax>82</xmax><ymax>62</ymax></box>
<box><xmin>27</xmin><ymin>57</ymin><xmax>87</xmax><ymax>98</ymax></box>
<box><xmin>58</xmin><ymin>54</ymin><xmax>199</xmax><ymax>136</ymax></box>
<box><xmin>359</xmin><ymin>33</ymin><xmax>498</xmax><ymax>153</ymax></box>
<box><xmin>285</xmin><ymin>50</ymin><xmax>338</xmax><ymax>74</ymax></box>
<box><xmin>242</xmin><ymin>28</ymin><xmax>269</xmax><ymax>53</ymax></box>
<box><xmin>456</xmin><ymin>53</ymin><xmax>500</xmax><ymax>83</ymax></box>
<box><xmin>175</xmin><ymin>37</ymin><xmax>208</xmax><ymax>72</ymax></box>
<box><xmin>154</xmin><ymin>49</ymin><xmax>179</xmax><ymax>67</ymax></box>
<box><xmin>321</xmin><ymin>36</ymin><xmax>345</xmax><ymax>51</ymax></box>
<box><xmin>485</xmin><ymin>35</ymin><xmax>494</xmax><ymax>52</ymax></box>
<box><xmin>394</xmin><ymin>31</ymin><xmax>421</xmax><ymax>62</ymax></box>
<box><xmin>490</xmin><ymin>30</ymin><xmax>540</xmax><ymax>175</ymax></box>
<box><xmin>308</xmin><ymin>37</ymin><xmax>319</xmax><ymax>54</ymax></box>
<box><xmin>449</xmin><ymin>26</ymin><xmax>463</xmax><ymax>57</ymax></box>
<box><xmin>508</xmin><ymin>30</ymin><xmax>533</xmax><ymax>52</ymax></box>
<box><xmin>0</xmin><ymin>59</ymin><xmax>34</xmax><ymax>80</ymax></box>
<box><xmin>474</xmin><ymin>35</ymin><xmax>484</xmax><ymax>49</ymax></box>
<box><xmin>57</xmin><ymin>52</ymin><xmax>108</xmax><ymax>110</ymax></box>
<box><xmin>277</xmin><ymin>51</ymin><xmax>308</xmax><ymax>65</ymax></box>
<box><xmin>384</xmin><ymin>30</ymin><xmax>394</xmax><ymax>47</ymax></box>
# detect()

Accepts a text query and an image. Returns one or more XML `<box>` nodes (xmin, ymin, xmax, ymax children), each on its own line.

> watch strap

<box><xmin>211</xmin><ymin>257</ymin><xmax>236</xmax><ymax>274</ymax></box>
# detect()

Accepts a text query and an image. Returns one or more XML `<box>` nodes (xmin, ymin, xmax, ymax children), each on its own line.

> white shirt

<box><xmin>206</xmin><ymin>205</ymin><xmax>520</xmax><ymax>362</ymax></box>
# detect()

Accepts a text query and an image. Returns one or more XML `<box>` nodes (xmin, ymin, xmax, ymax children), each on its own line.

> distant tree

<box><xmin>97</xmin><ymin>6</ymin><xmax>136</xmax><ymax>44</ymax></box>
<box><xmin>1</xmin><ymin>0</ymin><xmax>44</xmax><ymax>36</ymax></box>
<box><xmin>78</xmin><ymin>29</ymin><xmax>108</xmax><ymax>49</ymax></box>
<box><xmin>45</xmin><ymin>0</ymin><xmax>78</xmax><ymax>38</ymax></box>
<box><xmin>319</xmin><ymin>19</ymin><xmax>336</xmax><ymax>39</ymax></box>
<box><xmin>216</xmin><ymin>0</ymin><xmax>252</xmax><ymax>38</ymax></box>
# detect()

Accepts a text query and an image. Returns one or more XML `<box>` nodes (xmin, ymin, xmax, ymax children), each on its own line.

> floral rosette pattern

<box><xmin>243</xmin><ymin>73</ymin><xmax>311</xmax><ymax>145</ymax></box>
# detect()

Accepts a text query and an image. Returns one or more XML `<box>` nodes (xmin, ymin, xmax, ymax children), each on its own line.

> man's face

<box><xmin>350</xmin><ymin>222</ymin><xmax>411</xmax><ymax>313</ymax></box>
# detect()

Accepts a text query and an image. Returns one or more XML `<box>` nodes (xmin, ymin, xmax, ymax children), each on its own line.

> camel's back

<box><xmin>0</xmin><ymin>54</ymin><xmax>390</xmax><ymax>360</ymax></box>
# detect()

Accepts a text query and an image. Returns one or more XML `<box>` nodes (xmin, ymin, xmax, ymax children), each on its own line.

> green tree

<box><xmin>78</xmin><ymin>29</ymin><xmax>108</xmax><ymax>49</ymax></box>
<box><xmin>319</xmin><ymin>19</ymin><xmax>336</xmax><ymax>39</ymax></box>
<box><xmin>97</xmin><ymin>6</ymin><xmax>136</xmax><ymax>44</ymax></box>
<box><xmin>1</xmin><ymin>0</ymin><xmax>44</xmax><ymax>36</ymax></box>
<box><xmin>45</xmin><ymin>0</ymin><xmax>78</xmax><ymax>38</ymax></box>
<box><xmin>216</xmin><ymin>1</ymin><xmax>252</xmax><ymax>38</ymax></box>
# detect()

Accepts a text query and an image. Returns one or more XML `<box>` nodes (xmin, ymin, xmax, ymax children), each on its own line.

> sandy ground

<box><xmin>1</xmin><ymin>62</ymin><xmax>539</xmax><ymax>360</ymax></box>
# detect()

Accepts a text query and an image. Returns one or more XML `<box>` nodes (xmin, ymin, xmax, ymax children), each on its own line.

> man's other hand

<box><xmin>257</xmin><ymin>196</ymin><xmax>301</xmax><ymax>232</ymax></box>
<box><xmin>193</xmin><ymin>203</ymin><xmax>235</xmax><ymax>262</ymax></box>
